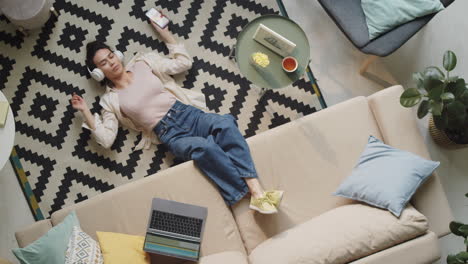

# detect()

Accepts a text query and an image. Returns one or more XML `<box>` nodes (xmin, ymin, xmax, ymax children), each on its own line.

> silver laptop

<box><xmin>143</xmin><ymin>198</ymin><xmax>208</xmax><ymax>262</ymax></box>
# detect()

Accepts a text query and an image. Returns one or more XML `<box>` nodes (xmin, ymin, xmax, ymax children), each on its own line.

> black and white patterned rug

<box><xmin>0</xmin><ymin>0</ymin><xmax>325</xmax><ymax>219</ymax></box>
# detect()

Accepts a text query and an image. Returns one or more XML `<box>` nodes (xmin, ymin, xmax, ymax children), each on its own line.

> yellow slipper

<box><xmin>249</xmin><ymin>195</ymin><xmax>277</xmax><ymax>214</ymax></box>
<box><xmin>265</xmin><ymin>190</ymin><xmax>284</xmax><ymax>208</ymax></box>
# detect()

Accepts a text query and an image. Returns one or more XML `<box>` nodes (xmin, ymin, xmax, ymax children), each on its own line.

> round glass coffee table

<box><xmin>235</xmin><ymin>14</ymin><xmax>310</xmax><ymax>90</ymax></box>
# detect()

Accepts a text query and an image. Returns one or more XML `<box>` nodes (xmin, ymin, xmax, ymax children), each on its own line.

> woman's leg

<box><xmin>167</xmin><ymin>135</ymin><xmax>251</xmax><ymax>206</ymax></box>
<box><xmin>168</xmin><ymin>135</ymin><xmax>277</xmax><ymax>213</ymax></box>
<box><xmin>157</xmin><ymin>103</ymin><xmax>280</xmax><ymax>211</ymax></box>
<box><xmin>193</xmin><ymin>113</ymin><xmax>257</xmax><ymax>179</ymax></box>
<box><xmin>191</xmin><ymin>112</ymin><xmax>283</xmax><ymax>210</ymax></box>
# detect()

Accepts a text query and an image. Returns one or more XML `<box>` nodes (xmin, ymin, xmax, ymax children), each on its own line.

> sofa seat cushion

<box><xmin>233</xmin><ymin>96</ymin><xmax>384</xmax><ymax>253</ymax></box>
<box><xmin>198</xmin><ymin>251</ymin><xmax>248</xmax><ymax>264</ymax></box>
<box><xmin>248</xmin><ymin>204</ymin><xmax>428</xmax><ymax>264</ymax></box>
<box><xmin>350</xmin><ymin>231</ymin><xmax>439</xmax><ymax>264</ymax></box>
<box><xmin>51</xmin><ymin>161</ymin><xmax>246</xmax><ymax>257</ymax></box>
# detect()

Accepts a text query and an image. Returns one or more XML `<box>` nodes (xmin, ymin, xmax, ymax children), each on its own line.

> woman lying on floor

<box><xmin>70</xmin><ymin>19</ymin><xmax>283</xmax><ymax>214</ymax></box>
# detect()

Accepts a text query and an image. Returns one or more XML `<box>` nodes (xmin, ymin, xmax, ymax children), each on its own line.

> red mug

<box><xmin>282</xmin><ymin>56</ymin><xmax>298</xmax><ymax>73</ymax></box>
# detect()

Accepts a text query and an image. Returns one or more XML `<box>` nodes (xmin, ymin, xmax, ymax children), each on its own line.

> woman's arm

<box><xmin>150</xmin><ymin>19</ymin><xmax>193</xmax><ymax>74</ymax></box>
<box><xmin>93</xmin><ymin>110</ymin><xmax>119</xmax><ymax>148</ymax></box>
<box><xmin>71</xmin><ymin>93</ymin><xmax>119</xmax><ymax>149</ymax></box>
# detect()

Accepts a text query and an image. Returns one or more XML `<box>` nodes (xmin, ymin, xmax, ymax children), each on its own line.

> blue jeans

<box><xmin>154</xmin><ymin>101</ymin><xmax>258</xmax><ymax>205</ymax></box>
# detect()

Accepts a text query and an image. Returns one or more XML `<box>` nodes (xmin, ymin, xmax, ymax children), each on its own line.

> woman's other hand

<box><xmin>71</xmin><ymin>93</ymin><xmax>89</xmax><ymax>112</ymax></box>
<box><xmin>149</xmin><ymin>12</ymin><xmax>177</xmax><ymax>44</ymax></box>
<box><xmin>71</xmin><ymin>93</ymin><xmax>96</xmax><ymax>130</ymax></box>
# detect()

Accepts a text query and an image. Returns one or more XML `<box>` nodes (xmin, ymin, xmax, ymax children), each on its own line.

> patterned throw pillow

<box><xmin>65</xmin><ymin>226</ymin><xmax>103</xmax><ymax>264</ymax></box>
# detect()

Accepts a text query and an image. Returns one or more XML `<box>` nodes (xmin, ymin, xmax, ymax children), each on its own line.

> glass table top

<box><xmin>235</xmin><ymin>14</ymin><xmax>310</xmax><ymax>89</ymax></box>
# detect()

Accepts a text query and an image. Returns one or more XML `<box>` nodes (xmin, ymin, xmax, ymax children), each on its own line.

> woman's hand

<box><xmin>71</xmin><ymin>93</ymin><xmax>96</xmax><ymax>130</ymax></box>
<box><xmin>70</xmin><ymin>93</ymin><xmax>89</xmax><ymax>112</ymax></box>
<box><xmin>149</xmin><ymin>12</ymin><xmax>177</xmax><ymax>44</ymax></box>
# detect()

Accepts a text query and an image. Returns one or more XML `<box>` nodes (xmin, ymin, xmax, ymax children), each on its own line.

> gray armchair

<box><xmin>317</xmin><ymin>0</ymin><xmax>455</xmax><ymax>74</ymax></box>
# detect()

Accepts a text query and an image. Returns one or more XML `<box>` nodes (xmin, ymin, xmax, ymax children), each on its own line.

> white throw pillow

<box><xmin>65</xmin><ymin>226</ymin><xmax>103</xmax><ymax>264</ymax></box>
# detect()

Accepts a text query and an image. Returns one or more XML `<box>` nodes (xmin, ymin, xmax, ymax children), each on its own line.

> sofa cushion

<box><xmin>361</xmin><ymin>0</ymin><xmax>444</xmax><ymax>40</ymax></box>
<box><xmin>334</xmin><ymin>135</ymin><xmax>439</xmax><ymax>217</ymax></box>
<box><xmin>65</xmin><ymin>226</ymin><xmax>103</xmax><ymax>264</ymax></box>
<box><xmin>97</xmin><ymin>232</ymin><xmax>149</xmax><ymax>264</ymax></box>
<box><xmin>51</xmin><ymin>161</ymin><xmax>246</xmax><ymax>257</ymax></box>
<box><xmin>198</xmin><ymin>251</ymin><xmax>248</xmax><ymax>264</ymax></box>
<box><xmin>248</xmin><ymin>204</ymin><xmax>428</xmax><ymax>264</ymax></box>
<box><xmin>350</xmin><ymin>231</ymin><xmax>439</xmax><ymax>264</ymax></box>
<box><xmin>232</xmin><ymin>96</ymin><xmax>384</xmax><ymax>253</ymax></box>
<box><xmin>12</xmin><ymin>211</ymin><xmax>79</xmax><ymax>264</ymax></box>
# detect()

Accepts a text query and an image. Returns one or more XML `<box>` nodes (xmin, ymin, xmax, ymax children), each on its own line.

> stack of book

<box><xmin>0</xmin><ymin>101</ymin><xmax>9</xmax><ymax>128</ymax></box>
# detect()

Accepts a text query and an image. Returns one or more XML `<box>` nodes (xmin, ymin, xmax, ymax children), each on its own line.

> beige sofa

<box><xmin>14</xmin><ymin>86</ymin><xmax>453</xmax><ymax>264</ymax></box>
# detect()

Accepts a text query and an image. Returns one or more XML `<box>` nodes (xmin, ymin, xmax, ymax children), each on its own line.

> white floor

<box><xmin>0</xmin><ymin>162</ymin><xmax>35</xmax><ymax>261</ymax></box>
<box><xmin>1</xmin><ymin>0</ymin><xmax>468</xmax><ymax>263</ymax></box>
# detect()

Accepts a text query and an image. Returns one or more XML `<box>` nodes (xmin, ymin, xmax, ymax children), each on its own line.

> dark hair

<box><xmin>86</xmin><ymin>41</ymin><xmax>111</xmax><ymax>86</ymax></box>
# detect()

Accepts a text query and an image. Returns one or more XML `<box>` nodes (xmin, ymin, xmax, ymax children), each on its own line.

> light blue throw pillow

<box><xmin>334</xmin><ymin>136</ymin><xmax>439</xmax><ymax>217</ymax></box>
<box><xmin>361</xmin><ymin>0</ymin><xmax>444</xmax><ymax>40</ymax></box>
<box><xmin>12</xmin><ymin>211</ymin><xmax>80</xmax><ymax>264</ymax></box>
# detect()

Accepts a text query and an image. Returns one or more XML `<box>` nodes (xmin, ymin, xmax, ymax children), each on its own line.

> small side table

<box><xmin>0</xmin><ymin>0</ymin><xmax>56</xmax><ymax>36</ymax></box>
<box><xmin>0</xmin><ymin>91</ymin><xmax>15</xmax><ymax>170</ymax></box>
<box><xmin>235</xmin><ymin>14</ymin><xmax>311</xmax><ymax>90</ymax></box>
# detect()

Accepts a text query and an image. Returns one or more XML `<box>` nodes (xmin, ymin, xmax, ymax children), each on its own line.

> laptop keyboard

<box><xmin>150</xmin><ymin>210</ymin><xmax>203</xmax><ymax>238</ymax></box>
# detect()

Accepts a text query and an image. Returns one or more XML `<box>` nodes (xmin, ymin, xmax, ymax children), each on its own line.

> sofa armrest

<box><xmin>351</xmin><ymin>232</ymin><xmax>440</xmax><ymax>264</ymax></box>
<box><xmin>367</xmin><ymin>85</ymin><xmax>453</xmax><ymax>237</ymax></box>
<box><xmin>15</xmin><ymin>219</ymin><xmax>52</xmax><ymax>248</ymax></box>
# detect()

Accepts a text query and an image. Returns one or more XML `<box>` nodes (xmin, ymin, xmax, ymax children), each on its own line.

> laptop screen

<box><xmin>144</xmin><ymin>233</ymin><xmax>200</xmax><ymax>260</ymax></box>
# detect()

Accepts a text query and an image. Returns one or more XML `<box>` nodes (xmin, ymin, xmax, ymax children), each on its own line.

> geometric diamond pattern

<box><xmin>0</xmin><ymin>54</ymin><xmax>15</xmax><ymax>90</ymax></box>
<box><xmin>97</xmin><ymin>0</ymin><xmax>123</xmax><ymax>9</ymax></box>
<box><xmin>225</xmin><ymin>14</ymin><xmax>249</xmax><ymax>39</ymax></box>
<box><xmin>0</xmin><ymin>15</ymin><xmax>24</xmax><ymax>49</ymax></box>
<box><xmin>1</xmin><ymin>0</ymin><xmax>324</xmax><ymax>219</ymax></box>
<box><xmin>65</xmin><ymin>226</ymin><xmax>103</xmax><ymax>264</ymax></box>
<box><xmin>57</xmin><ymin>22</ymin><xmax>88</xmax><ymax>53</ymax></box>
<box><xmin>155</xmin><ymin>0</ymin><xmax>181</xmax><ymax>13</ymax></box>
<box><xmin>202</xmin><ymin>83</ymin><xmax>227</xmax><ymax>113</ymax></box>
<box><xmin>28</xmin><ymin>93</ymin><xmax>60</xmax><ymax>123</ymax></box>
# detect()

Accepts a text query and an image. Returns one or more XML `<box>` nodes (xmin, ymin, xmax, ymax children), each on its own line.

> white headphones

<box><xmin>87</xmin><ymin>50</ymin><xmax>124</xmax><ymax>82</ymax></box>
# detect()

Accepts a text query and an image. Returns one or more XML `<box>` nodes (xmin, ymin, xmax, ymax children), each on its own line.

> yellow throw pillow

<box><xmin>96</xmin><ymin>232</ymin><xmax>150</xmax><ymax>264</ymax></box>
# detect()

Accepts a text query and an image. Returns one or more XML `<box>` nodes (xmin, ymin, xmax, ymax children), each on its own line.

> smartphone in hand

<box><xmin>146</xmin><ymin>8</ymin><xmax>170</xmax><ymax>29</ymax></box>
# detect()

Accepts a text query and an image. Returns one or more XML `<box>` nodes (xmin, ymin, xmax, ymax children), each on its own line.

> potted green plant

<box><xmin>447</xmin><ymin>193</ymin><xmax>468</xmax><ymax>264</ymax></box>
<box><xmin>400</xmin><ymin>50</ymin><xmax>468</xmax><ymax>148</ymax></box>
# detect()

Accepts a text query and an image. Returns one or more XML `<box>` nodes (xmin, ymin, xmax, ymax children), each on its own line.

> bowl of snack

<box><xmin>250</xmin><ymin>52</ymin><xmax>270</xmax><ymax>69</ymax></box>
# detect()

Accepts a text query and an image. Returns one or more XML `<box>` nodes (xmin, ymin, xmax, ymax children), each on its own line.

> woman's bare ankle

<box><xmin>251</xmin><ymin>190</ymin><xmax>264</xmax><ymax>199</ymax></box>
<box><xmin>245</xmin><ymin>178</ymin><xmax>265</xmax><ymax>199</ymax></box>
